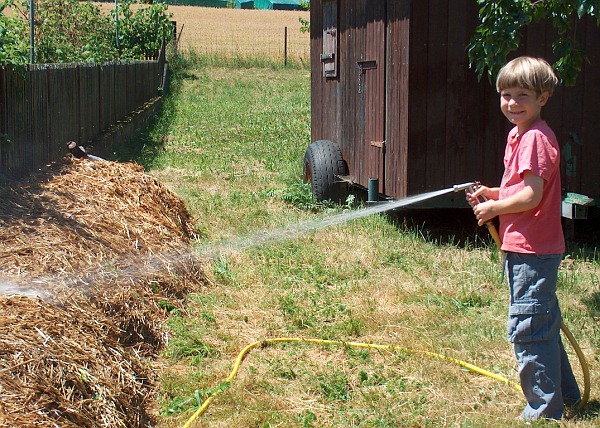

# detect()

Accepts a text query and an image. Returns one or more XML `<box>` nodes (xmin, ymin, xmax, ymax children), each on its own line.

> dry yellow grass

<box><xmin>171</xmin><ymin>6</ymin><xmax>310</xmax><ymax>59</ymax></box>
<box><xmin>97</xmin><ymin>4</ymin><xmax>311</xmax><ymax>61</ymax></box>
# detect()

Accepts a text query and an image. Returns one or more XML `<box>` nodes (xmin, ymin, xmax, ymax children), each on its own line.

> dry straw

<box><xmin>0</xmin><ymin>157</ymin><xmax>209</xmax><ymax>427</ymax></box>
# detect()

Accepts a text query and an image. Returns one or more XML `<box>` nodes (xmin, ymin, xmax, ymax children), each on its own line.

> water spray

<box><xmin>196</xmin><ymin>185</ymin><xmax>462</xmax><ymax>259</ymax></box>
<box><xmin>0</xmin><ymin>186</ymin><xmax>462</xmax><ymax>301</ymax></box>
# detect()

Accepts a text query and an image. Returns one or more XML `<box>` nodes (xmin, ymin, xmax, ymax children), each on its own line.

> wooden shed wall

<box><xmin>311</xmin><ymin>0</ymin><xmax>385</xmax><ymax>190</ymax></box>
<box><xmin>402</xmin><ymin>0</ymin><xmax>501</xmax><ymax>197</ymax></box>
<box><xmin>519</xmin><ymin>17</ymin><xmax>600</xmax><ymax>197</ymax></box>
<box><xmin>311</xmin><ymin>0</ymin><xmax>600</xmax><ymax>200</ymax></box>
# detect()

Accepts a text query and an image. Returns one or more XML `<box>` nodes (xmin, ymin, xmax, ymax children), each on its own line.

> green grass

<box><xmin>125</xmin><ymin>54</ymin><xmax>599</xmax><ymax>427</ymax></box>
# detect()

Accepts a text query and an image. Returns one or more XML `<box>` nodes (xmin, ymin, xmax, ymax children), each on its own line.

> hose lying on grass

<box><xmin>182</xmin><ymin>188</ymin><xmax>590</xmax><ymax>426</ymax></box>
<box><xmin>181</xmin><ymin>337</ymin><xmax>524</xmax><ymax>428</ymax></box>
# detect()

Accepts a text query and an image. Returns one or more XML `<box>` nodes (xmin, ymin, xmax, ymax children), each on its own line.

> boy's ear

<box><xmin>538</xmin><ymin>91</ymin><xmax>550</xmax><ymax>106</ymax></box>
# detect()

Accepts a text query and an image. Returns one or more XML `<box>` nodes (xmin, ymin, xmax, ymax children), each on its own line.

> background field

<box><xmin>96</xmin><ymin>4</ymin><xmax>311</xmax><ymax>63</ymax></box>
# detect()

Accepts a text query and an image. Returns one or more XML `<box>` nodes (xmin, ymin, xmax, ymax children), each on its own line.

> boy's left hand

<box><xmin>473</xmin><ymin>200</ymin><xmax>498</xmax><ymax>226</ymax></box>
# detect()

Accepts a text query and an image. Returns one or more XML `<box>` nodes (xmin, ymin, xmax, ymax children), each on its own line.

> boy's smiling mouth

<box><xmin>507</xmin><ymin>110</ymin><xmax>525</xmax><ymax>119</ymax></box>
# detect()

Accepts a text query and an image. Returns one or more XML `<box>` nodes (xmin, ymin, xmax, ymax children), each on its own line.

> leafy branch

<box><xmin>0</xmin><ymin>0</ymin><xmax>173</xmax><ymax>65</ymax></box>
<box><xmin>468</xmin><ymin>0</ymin><xmax>600</xmax><ymax>86</ymax></box>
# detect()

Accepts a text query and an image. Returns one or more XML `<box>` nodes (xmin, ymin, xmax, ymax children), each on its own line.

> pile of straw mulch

<box><xmin>0</xmin><ymin>158</ymin><xmax>209</xmax><ymax>427</ymax></box>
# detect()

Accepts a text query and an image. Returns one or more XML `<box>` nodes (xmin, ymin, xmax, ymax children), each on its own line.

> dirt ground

<box><xmin>0</xmin><ymin>157</ymin><xmax>208</xmax><ymax>427</ymax></box>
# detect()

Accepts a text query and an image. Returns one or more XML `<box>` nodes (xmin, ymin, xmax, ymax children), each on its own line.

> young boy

<box><xmin>469</xmin><ymin>56</ymin><xmax>581</xmax><ymax>420</ymax></box>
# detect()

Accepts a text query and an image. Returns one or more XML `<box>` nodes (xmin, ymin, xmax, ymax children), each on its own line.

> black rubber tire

<box><xmin>302</xmin><ymin>140</ymin><xmax>349</xmax><ymax>203</ymax></box>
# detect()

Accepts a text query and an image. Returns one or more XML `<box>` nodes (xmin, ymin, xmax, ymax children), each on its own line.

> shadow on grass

<box><xmin>386</xmin><ymin>202</ymin><xmax>600</xmax><ymax>262</ymax></box>
<box><xmin>112</xmin><ymin>56</ymin><xmax>199</xmax><ymax>168</ymax></box>
<box><xmin>567</xmin><ymin>399</ymin><xmax>600</xmax><ymax>422</ymax></box>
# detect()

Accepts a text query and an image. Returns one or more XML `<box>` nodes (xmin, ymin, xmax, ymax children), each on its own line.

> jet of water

<box><xmin>197</xmin><ymin>186</ymin><xmax>457</xmax><ymax>258</ymax></box>
<box><xmin>0</xmin><ymin>279</ymin><xmax>50</xmax><ymax>300</ymax></box>
<box><xmin>0</xmin><ymin>186</ymin><xmax>458</xmax><ymax>299</ymax></box>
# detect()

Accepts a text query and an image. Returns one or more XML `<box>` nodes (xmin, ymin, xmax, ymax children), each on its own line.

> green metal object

<box><xmin>562</xmin><ymin>192</ymin><xmax>595</xmax><ymax>220</ymax></box>
<box><xmin>368</xmin><ymin>178</ymin><xmax>379</xmax><ymax>202</ymax></box>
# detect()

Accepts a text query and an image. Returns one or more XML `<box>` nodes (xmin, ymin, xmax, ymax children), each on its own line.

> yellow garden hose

<box><xmin>181</xmin><ymin>195</ymin><xmax>590</xmax><ymax>426</ymax></box>
<box><xmin>182</xmin><ymin>337</ymin><xmax>523</xmax><ymax>428</ymax></box>
<box><xmin>181</xmin><ymin>293</ymin><xmax>590</xmax><ymax>428</ymax></box>
<box><xmin>560</xmin><ymin>322</ymin><xmax>591</xmax><ymax>409</ymax></box>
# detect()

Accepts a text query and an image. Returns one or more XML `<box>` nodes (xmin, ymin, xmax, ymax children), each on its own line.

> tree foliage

<box><xmin>0</xmin><ymin>0</ymin><xmax>29</xmax><ymax>65</ymax></box>
<box><xmin>114</xmin><ymin>0</ymin><xmax>173</xmax><ymax>60</ymax></box>
<box><xmin>468</xmin><ymin>0</ymin><xmax>600</xmax><ymax>86</ymax></box>
<box><xmin>0</xmin><ymin>0</ymin><xmax>173</xmax><ymax>65</ymax></box>
<box><xmin>299</xmin><ymin>0</ymin><xmax>309</xmax><ymax>33</ymax></box>
<box><xmin>35</xmin><ymin>0</ymin><xmax>117</xmax><ymax>63</ymax></box>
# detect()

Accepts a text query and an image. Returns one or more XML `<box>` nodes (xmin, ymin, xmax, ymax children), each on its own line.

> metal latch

<box><xmin>356</xmin><ymin>60</ymin><xmax>377</xmax><ymax>93</ymax></box>
<box><xmin>356</xmin><ymin>60</ymin><xmax>377</xmax><ymax>71</ymax></box>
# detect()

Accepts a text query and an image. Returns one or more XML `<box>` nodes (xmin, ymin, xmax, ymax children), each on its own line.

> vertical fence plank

<box><xmin>48</xmin><ymin>64</ymin><xmax>79</xmax><ymax>161</ymax></box>
<box><xmin>0</xmin><ymin>59</ymin><xmax>163</xmax><ymax>179</ymax></box>
<box><xmin>0</xmin><ymin>66</ymin><xmax>6</xmax><ymax>177</ymax></box>
<box><xmin>99</xmin><ymin>63</ymin><xmax>116</xmax><ymax>133</ymax></box>
<box><xmin>126</xmin><ymin>63</ymin><xmax>137</xmax><ymax>116</ymax></box>
<box><xmin>30</xmin><ymin>65</ymin><xmax>50</xmax><ymax>169</ymax></box>
<box><xmin>115</xmin><ymin>62</ymin><xmax>128</xmax><ymax>122</ymax></box>
<box><xmin>5</xmin><ymin>67</ymin><xmax>32</xmax><ymax>177</ymax></box>
<box><xmin>79</xmin><ymin>64</ymin><xmax>101</xmax><ymax>145</ymax></box>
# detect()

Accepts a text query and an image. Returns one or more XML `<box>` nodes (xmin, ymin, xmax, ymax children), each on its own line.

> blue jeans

<box><xmin>505</xmin><ymin>252</ymin><xmax>580</xmax><ymax>420</ymax></box>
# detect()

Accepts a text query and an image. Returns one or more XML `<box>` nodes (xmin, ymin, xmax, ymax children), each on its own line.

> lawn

<box><xmin>126</xmin><ymin>55</ymin><xmax>600</xmax><ymax>428</ymax></box>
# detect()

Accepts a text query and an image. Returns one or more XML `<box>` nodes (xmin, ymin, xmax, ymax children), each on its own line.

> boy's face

<box><xmin>500</xmin><ymin>87</ymin><xmax>549</xmax><ymax>134</ymax></box>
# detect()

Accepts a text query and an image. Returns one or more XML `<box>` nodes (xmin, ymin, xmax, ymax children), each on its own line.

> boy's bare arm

<box><xmin>473</xmin><ymin>171</ymin><xmax>544</xmax><ymax>225</ymax></box>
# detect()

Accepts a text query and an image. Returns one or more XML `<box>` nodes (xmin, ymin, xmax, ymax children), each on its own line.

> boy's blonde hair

<box><xmin>496</xmin><ymin>56</ymin><xmax>559</xmax><ymax>96</ymax></box>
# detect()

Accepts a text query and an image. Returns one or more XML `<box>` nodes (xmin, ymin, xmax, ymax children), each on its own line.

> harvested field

<box><xmin>0</xmin><ymin>158</ymin><xmax>208</xmax><ymax>427</ymax></box>
<box><xmin>169</xmin><ymin>6</ymin><xmax>310</xmax><ymax>60</ymax></box>
<box><xmin>97</xmin><ymin>4</ymin><xmax>311</xmax><ymax>61</ymax></box>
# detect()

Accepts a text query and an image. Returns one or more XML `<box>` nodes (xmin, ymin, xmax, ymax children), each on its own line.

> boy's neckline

<box><xmin>514</xmin><ymin>119</ymin><xmax>545</xmax><ymax>138</ymax></box>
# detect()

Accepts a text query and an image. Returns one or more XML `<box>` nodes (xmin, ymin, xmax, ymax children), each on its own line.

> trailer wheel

<box><xmin>302</xmin><ymin>140</ymin><xmax>349</xmax><ymax>203</ymax></box>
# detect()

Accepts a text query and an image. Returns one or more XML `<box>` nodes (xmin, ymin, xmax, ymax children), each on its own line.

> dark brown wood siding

<box><xmin>520</xmin><ymin>17</ymin><xmax>600</xmax><ymax>197</ymax></box>
<box><xmin>311</xmin><ymin>0</ymin><xmax>600</xmax><ymax>200</ymax></box>
<box><xmin>404</xmin><ymin>1</ymin><xmax>502</xmax><ymax>195</ymax></box>
<box><xmin>384</xmin><ymin>0</ymin><xmax>410</xmax><ymax>198</ymax></box>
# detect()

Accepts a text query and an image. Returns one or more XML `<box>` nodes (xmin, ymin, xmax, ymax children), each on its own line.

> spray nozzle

<box><xmin>452</xmin><ymin>182</ymin><xmax>476</xmax><ymax>193</ymax></box>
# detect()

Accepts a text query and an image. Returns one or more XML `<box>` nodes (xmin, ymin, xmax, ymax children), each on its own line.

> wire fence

<box><xmin>175</xmin><ymin>24</ymin><xmax>310</xmax><ymax>64</ymax></box>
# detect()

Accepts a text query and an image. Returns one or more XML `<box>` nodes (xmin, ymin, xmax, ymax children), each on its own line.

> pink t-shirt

<box><xmin>499</xmin><ymin>120</ymin><xmax>565</xmax><ymax>254</ymax></box>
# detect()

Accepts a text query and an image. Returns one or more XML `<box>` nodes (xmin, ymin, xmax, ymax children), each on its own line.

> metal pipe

<box><xmin>115</xmin><ymin>0</ymin><xmax>120</xmax><ymax>51</ymax></box>
<box><xmin>29</xmin><ymin>0</ymin><xmax>34</xmax><ymax>64</ymax></box>
<box><xmin>452</xmin><ymin>182</ymin><xmax>475</xmax><ymax>193</ymax></box>
<box><xmin>66</xmin><ymin>141</ymin><xmax>105</xmax><ymax>162</ymax></box>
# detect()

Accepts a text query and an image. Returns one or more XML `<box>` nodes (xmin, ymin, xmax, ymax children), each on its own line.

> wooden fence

<box><xmin>0</xmin><ymin>57</ymin><xmax>166</xmax><ymax>180</ymax></box>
